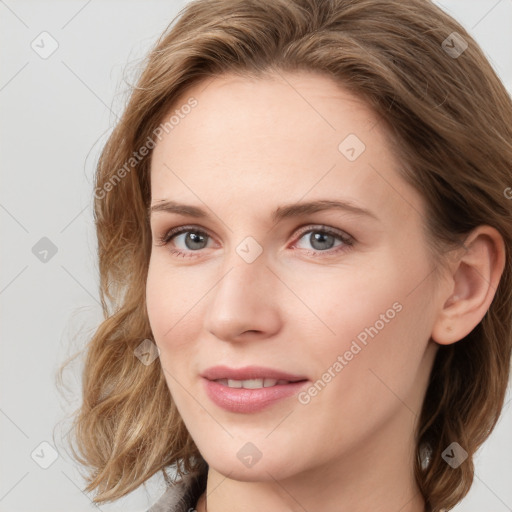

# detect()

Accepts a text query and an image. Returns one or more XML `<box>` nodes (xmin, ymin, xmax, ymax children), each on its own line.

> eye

<box><xmin>154</xmin><ymin>224</ymin><xmax>354</xmax><ymax>259</ymax></box>
<box><xmin>155</xmin><ymin>225</ymin><xmax>213</xmax><ymax>258</ymax></box>
<box><xmin>292</xmin><ymin>225</ymin><xmax>354</xmax><ymax>256</ymax></box>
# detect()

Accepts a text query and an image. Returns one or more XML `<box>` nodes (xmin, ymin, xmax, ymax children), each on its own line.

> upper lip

<box><xmin>201</xmin><ymin>365</ymin><xmax>308</xmax><ymax>382</ymax></box>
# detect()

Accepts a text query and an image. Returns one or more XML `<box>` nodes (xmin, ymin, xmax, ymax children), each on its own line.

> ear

<box><xmin>431</xmin><ymin>225</ymin><xmax>506</xmax><ymax>345</ymax></box>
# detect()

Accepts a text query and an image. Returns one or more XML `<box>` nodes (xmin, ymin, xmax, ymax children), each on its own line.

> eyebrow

<box><xmin>149</xmin><ymin>199</ymin><xmax>379</xmax><ymax>224</ymax></box>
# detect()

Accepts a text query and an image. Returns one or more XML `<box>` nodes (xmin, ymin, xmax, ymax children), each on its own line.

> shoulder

<box><xmin>147</xmin><ymin>466</ymin><xmax>208</xmax><ymax>512</ymax></box>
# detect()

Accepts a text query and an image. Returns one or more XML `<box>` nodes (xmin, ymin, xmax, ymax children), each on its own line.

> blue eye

<box><xmin>156</xmin><ymin>227</ymin><xmax>211</xmax><ymax>257</ymax></box>
<box><xmin>155</xmin><ymin>224</ymin><xmax>354</xmax><ymax>259</ymax></box>
<box><xmin>293</xmin><ymin>226</ymin><xmax>354</xmax><ymax>255</ymax></box>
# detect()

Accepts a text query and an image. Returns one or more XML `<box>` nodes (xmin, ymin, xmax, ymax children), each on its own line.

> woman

<box><xmin>61</xmin><ymin>0</ymin><xmax>512</xmax><ymax>511</ymax></box>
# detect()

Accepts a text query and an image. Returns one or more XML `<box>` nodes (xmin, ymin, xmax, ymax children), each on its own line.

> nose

<box><xmin>203</xmin><ymin>255</ymin><xmax>282</xmax><ymax>343</ymax></box>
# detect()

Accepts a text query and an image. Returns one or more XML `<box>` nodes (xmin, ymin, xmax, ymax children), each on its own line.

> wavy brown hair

<box><xmin>56</xmin><ymin>0</ymin><xmax>512</xmax><ymax>510</ymax></box>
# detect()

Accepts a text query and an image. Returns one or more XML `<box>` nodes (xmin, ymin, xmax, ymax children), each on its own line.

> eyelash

<box><xmin>155</xmin><ymin>224</ymin><xmax>355</xmax><ymax>259</ymax></box>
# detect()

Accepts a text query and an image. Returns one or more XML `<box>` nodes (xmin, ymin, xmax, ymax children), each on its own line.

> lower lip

<box><xmin>203</xmin><ymin>378</ymin><xmax>309</xmax><ymax>413</ymax></box>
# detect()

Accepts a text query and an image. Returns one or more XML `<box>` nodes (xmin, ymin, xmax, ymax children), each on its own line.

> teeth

<box><xmin>216</xmin><ymin>378</ymin><xmax>287</xmax><ymax>389</ymax></box>
<box><xmin>227</xmin><ymin>379</ymin><xmax>243</xmax><ymax>388</ymax></box>
<box><xmin>243</xmin><ymin>379</ymin><xmax>265</xmax><ymax>389</ymax></box>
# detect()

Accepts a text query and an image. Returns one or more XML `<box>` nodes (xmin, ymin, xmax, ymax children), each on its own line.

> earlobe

<box><xmin>431</xmin><ymin>226</ymin><xmax>506</xmax><ymax>346</ymax></box>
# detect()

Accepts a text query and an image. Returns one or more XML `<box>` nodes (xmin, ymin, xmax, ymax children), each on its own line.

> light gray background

<box><xmin>1</xmin><ymin>1</ymin><xmax>511</xmax><ymax>510</ymax></box>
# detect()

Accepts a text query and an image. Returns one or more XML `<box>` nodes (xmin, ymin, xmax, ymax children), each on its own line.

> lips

<box><xmin>201</xmin><ymin>365</ymin><xmax>309</xmax><ymax>413</ymax></box>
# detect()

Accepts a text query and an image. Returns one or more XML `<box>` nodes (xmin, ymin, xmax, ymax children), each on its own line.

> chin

<box><xmin>197</xmin><ymin>438</ymin><xmax>308</xmax><ymax>482</ymax></box>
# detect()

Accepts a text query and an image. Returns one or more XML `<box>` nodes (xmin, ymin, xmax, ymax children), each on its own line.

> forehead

<box><xmin>150</xmin><ymin>71</ymin><xmax>425</xmax><ymax>227</ymax></box>
<box><xmin>155</xmin><ymin>71</ymin><xmax>378</xmax><ymax>158</ymax></box>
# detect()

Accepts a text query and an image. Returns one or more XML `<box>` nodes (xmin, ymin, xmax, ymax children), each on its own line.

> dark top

<box><xmin>147</xmin><ymin>464</ymin><xmax>208</xmax><ymax>512</ymax></box>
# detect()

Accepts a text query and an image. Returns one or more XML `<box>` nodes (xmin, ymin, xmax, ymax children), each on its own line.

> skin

<box><xmin>145</xmin><ymin>71</ymin><xmax>505</xmax><ymax>512</ymax></box>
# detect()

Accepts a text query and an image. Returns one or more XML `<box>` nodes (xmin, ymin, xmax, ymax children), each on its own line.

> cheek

<box><xmin>146</xmin><ymin>255</ymin><xmax>202</xmax><ymax>337</ymax></box>
<box><xmin>291</xmin><ymin>277</ymin><xmax>434</xmax><ymax>456</ymax></box>
<box><xmin>146</xmin><ymin>258</ymin><xmax>183</xmax><ymax>371</ymax></box>
<box><xmin>146</xmin><ymin>259</ymin><xmax>169</xmax><ymax>341</ymax></box>
<box><xmin>300</xmin><ymin>285</ymin><xmax>403</xmax><ymax>379</ymax></box>
<box><xmin>296</xmin><ymin>252</ymin><xmax>434</xmax><ymax>388</ymax></box>
<box><xmin>146</xmin><ymin>261</ymin><xmax>194</xmax><ymax>406</ymax></box>
<box><xmin>145</xmin><ymin>255</ymin><xmax>212</xmax><ymax>378</ymax></box>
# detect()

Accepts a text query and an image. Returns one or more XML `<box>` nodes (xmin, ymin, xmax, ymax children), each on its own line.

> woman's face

<box><xmin>146</xmin><ymin>71</ymin><xmax>446</xmax><ymax>480</ymax></box>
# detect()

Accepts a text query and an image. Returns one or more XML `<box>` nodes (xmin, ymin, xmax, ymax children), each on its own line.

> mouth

<box><xmin>201</xmin><ymin>365</ymin><xmax>309</xmax><ymax>413</ymax></box>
